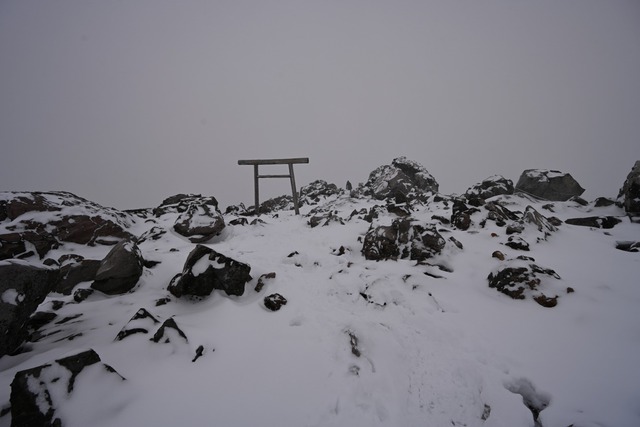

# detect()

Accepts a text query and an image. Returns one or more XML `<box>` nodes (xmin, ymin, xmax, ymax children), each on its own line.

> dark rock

<box><xmin>488</xmin><ymin>261</ymin><xmax>562</xmax><ymax>307</ymax></box>
<box><xmin>168</xmin><ymin>245</ymin><xmax>252</xmax><ymax>298</ymax></box>
<box><xmin>362</xmin><ymin>218</ymin><xmax>446</xmax><ymax>262</ymax></box>
<box><xmin>515</xmin><ymin>169</ymin><xmax>585</xmax><ymax>201</ymax></box>
<box><xmin>264</xmin><ymin>293</ymin><xmax>287</xmax><ymax>311</ymax></box>
<box><xmin>364</xmin><ymin>157</ymin><xmax>438</xmax><ymax>201</ymax></box>
<box><xmin>255</xmin><ymin>272</ymin><xmax>276</xmax><ymax>292</ymax></box>
<box><xmin>91</xmin><ymin>240</ymin><xmax>144</xmax><ymax>295</ymax></box>
<box><xmin>154</xmin><ymin>194</ymin><xmax>216</xmax><ymax>216</ymax></box>
<box><xmin>594</xmin><ymin>197</ymin><xmax>615</xmax><ymax>207</ymax></box>
<box><xmin>10</xmin><ymin>349</ymin><xmax>125</xmax><ymax>427</ymax></box>
<box><xmin>505</xmin><ymin>236</ymin><xmax>530</xmax><ymax>251</ymax></box>
<box><xmin>137</xmin><ymin>226</ymin><xmax>167</xmax><ymax>244</ymax></box>
<box><xmin>521</xmin><ymin>206</ymin><xmax>558</xmax><ymax>235</ymax></box>
<box><xmin>173</xmin><ymin>198</ymin><xmax>225</xmax><ymax>243</ymax></box>
<box><xmin>257</xmin><ymin>195</ymin><xmax>293</xmax><ymax>215</ymax></box>
<box><xmin>307</xmin><ymin>209</ymin><xmax>344</xmax><ymax>228</ymax></box>
<box><xmin>192</xmin><ymin>345</ymin><xmax>205</xmax><ymax>362</ymax></box>
<box><xmin>492</xmin><ymin>251</ymin><xmax>505</xmax><ymax>261</ymax></box>
<box><xmin>618</xmin><ymin>160</ymin><xmax>640</xmax><ymax>215</ymax></box>
<box><xmin>151</xmin><ymin>318</ymin><xmax>188</xmax><ymax>344</ymax></box>
<box><xmin>51</xmin><ymin>215</ymin><xmax>134</xmax><ymax>246</ymax></box>
<box><xmin>483</xmin><ymin>201</ymin><xmax>519</xmax><ymax>228</ymax></box>
<box><xmin>229</xmin><ymin>218</ymin><xmax>248</xmax><ymax>226</ymax></box>
<box><xmin>565</xmin><ymin>216</ymin><xmax>621</xmax><ymax>229</ymax></box>
<box><xmin>465</xmin><ymin>175</ymin><xmax>514</xmax><ymax>200</ymax></box>
<box><xmin>347</xmin><ymin>331</ymin><xmax>361</xmax><ymax>357</ymax></box>
<box><xmin>506</xmin><ymin>223</ymin><xmax>525</xmax><ymax>235</ymax></box>
<box><xmin>448</xmin><ymin>236</ymin><xmax>463</xmax><ymax>250</ymax></box>
<box><xmin>55</xmin><ymin>259</ymin><xmax>101</xmax><ymax>295</ymax></box>
<box><xmin>616</xmin><ymin>241</ymin><xmax>640</xmax><ymax>252</ymax></box>
<box><xmin>299</xmin><ymin>180</ymin><xmax>340</xmax><ymax>206</ymax></box>
<box><xmin>431</xmin><ymin>215</ymin><xmax>450</xmax><ymax>225</ymax></box>
<box><xmin>0</xmin><ymin>262</ymin><xmax>58</xmax><ymax>357</ymax></box>
<box><xmin>116</xmin><ymin>308</ymin><xmax>160</xmax><ymax>341</ymax></box>
<box><xmin>2</xmin><ymin>193</ymin><xmax>59</xmax><ymax>221</ymax></box>
<box><xmin>73</xmin><ymin>288</ymin><xmax>94</xmax><ymax>303</ymax></box>
<box><xmin>569</xmin><ymin>196</ymin><xmax>589</xmax><ymax>206</ymax></box>
<box><xmin>0</xmin><ymin>231</ymin><xmax>59</xmax><ymax>261</ymax></box>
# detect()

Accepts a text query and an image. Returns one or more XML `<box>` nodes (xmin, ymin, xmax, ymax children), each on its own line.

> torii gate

<box><xmin>237</xmin><ymin>157</ymin><xmax>309</xmax><ymax>215</ymax></box>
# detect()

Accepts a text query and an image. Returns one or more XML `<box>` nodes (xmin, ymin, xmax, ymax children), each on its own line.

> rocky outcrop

<box><xmin>300</xmin><ymin>180</ymin><xmax>341</xmax><ymax>206</ymax></box>
<box><xmin>168</xmin><ymin>245</ymin><xmax>252</xmax><ymax>298</ymax></box>
<box><xmin>173</xmin><ymin>197</ymin><xmax>225</xmax><ymax>243</ymax></box>
<box><xmin>565</xmin><ymin>216</ymin><xmax>622</xmax><ymax>229</ymax></box>
<box><xmin>515</xmin><ymin>169</ymin><xmax>584</xmax><ymax>201</ymax></box>
<box><xmin>618</xmin><ymin>160</ymin><xmax>640</xmax><ymax>216</ymax></box>
<box><xmin>488</xmin><ymin>258</ymin><xmax>568</xmax><ymax>307</ymax></box>
<box><xmin>362</xmin><ymin>218</ymin><xmax>446</xmax><ymax>262</ymax></box>
<box><xmin>55</xmin><ymin>257</ymin><xmax>101</xmax><ymax>295</ymax></box>
<box><xmin>91</xmin><ymin>240</ymin><xmax>144</xmax><ymax>295</ymax></box>
<box><xmin>465</xmin><ymin>175</ymin><xmax>514</xmax><ymax>200</ymax></box>
<box><xmin>363</xmin><ymin>157</ymin><xmax>438</xmax><ymax>202</ymax></box>
<box><xmin>0</xmin><ymin>261</ymin><xmax>58</xmax><ymax>356</ymax></box>
<box><xmin>10</xmin><ymin>349</ymin><xmax>125</xmax><ymax>427</ymax></box>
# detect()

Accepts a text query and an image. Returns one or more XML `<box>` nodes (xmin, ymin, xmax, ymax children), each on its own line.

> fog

<box><xmin>1</xmin><ymin>0</ymin><xmax>639</xmax><ymax>210</ymax></box>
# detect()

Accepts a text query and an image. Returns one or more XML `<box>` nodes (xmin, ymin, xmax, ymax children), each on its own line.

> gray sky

<box><xmin>1</xmin><ymin>0</ymin><xmax>639</xmax><ymax>210</ymax></box>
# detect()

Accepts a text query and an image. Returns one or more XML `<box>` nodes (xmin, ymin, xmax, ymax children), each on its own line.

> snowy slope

<box><xmin>1</xmin><ymin>191</ymin><xmax>639</xmax><ymax>427</ymax></box>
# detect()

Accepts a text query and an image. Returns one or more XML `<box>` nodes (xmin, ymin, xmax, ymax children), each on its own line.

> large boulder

<box><xmin>0</xmin><ymin>261</ymin><xmax>59</xmax><ymax>356</ymax></box>
<box><xmin>168</xmin><ymin>245</ymin><xmax>252</xmax><ymax>298</ymax></box>
<box><xmin>10</xmin><ymin>349</ymin><xmax>126</xmax><ymax>427</ymax></box>
<box><xmin>362</xmin><ymin>218</ymin><xmax>446</xmax><ymax>261</ymax></box>
<box><xmin>364</xmin><ymin>157</ymin><xmax>438</xmax><ymax>202</ymax></box>
<box><xmin>618</xmin><ymin>160</ymin><xmax>640</xmax><ymax>215</ymax></box>
<box><xmin>515</xmin><ymin>169</ymin><xmax>585</xmax><ymax>201</ymax></box>
<box><xmin>55</xmin><ymin>257</ymin><xmax>102</xmax><ymax>295</ymax></box>
<box><xmin>465</xmin><ymin>175</ymin><xmax>514</xmax><ymax>200</ymax></box>
<box><xmin>173</xmin><ymin>197</ymin><xmax>225</xmax><ymax>243</ymax></box>
<box><xmin>91</xmin><ymin>240</ymin><xmax>144</xmax><ymax>295</ymax></box>
<box><xmin>51</xmin><ymin>215</ymin><xmax>134</xmax><ymax>246</ymax></box>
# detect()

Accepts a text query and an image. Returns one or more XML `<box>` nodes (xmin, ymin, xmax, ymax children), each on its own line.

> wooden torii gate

<box><xmin>237</xmin><ymin>157</ymin><xmax>309</xmax><ymax>215</ymax></box>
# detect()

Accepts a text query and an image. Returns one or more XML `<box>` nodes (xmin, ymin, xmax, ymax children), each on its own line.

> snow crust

<box><xmin>1</xmin><ymin>192</ymin><xmax>639</xmax><ymax>427</ymax></box>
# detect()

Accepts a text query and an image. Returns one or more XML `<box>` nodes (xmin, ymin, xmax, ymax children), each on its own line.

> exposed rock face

<box><xmin>173</xmin><ymin>197</ymin><xmax>225</xmax><ymax>243</ymax></box>
<box><xmin>0</xmin><ymin>231</ymin><xmax>59</xmax><ymax>261</ymax></box>
<box><xmin>10</xmin><ymin>349</ymin><xmax>125</xmax><ymax>427</ymax></box>
<box><xmin>168</xmin><ymin>245</ymin><xmax>252</xmax><ymax>298</ymax></box>
<box><xmin>488</xmin><ymin>259</ymin><xmax>566</xmax><ymax>307</ymax></box>
<box><xmin>115</xmin><ymin>308</ymin><xmax>160</xmax><ymax>341</ymax></box>
<box><xmin>465</xmin><ymin>175</ymin><xmax>514</xmax><ymax>200</ymax></box>
<box><xmin>0</xmin><ymin>261</ymin><xmax>59</xmax><ymax>356</ymax></box>
<box><xmin>55</xmin><ymin>258</ymin><xmax>101</xmax><ymax>295</ymax></box>
<box><xmin>362</xmin><ymin>218</ymin><xmax>446</xmax><ymax>261</ymax></box>
<box><xmin>91</xmin><ymin>240</ymin><xmax>144</xmax><ymax>295</ymax></box>
<box><xmin>51</xmin><ymin>215</ymin><xmax>133</xmax><ymax>246</ymax></box>
<box><xmin>515</xmin><ymin>169</ymin><xmax>585</xmax><ymax>201</ymax></box>
<box><xmin>619</xmin><ymin>160</ymin><xmax>640</xmax><ymax>215</ymax></box>
<box><xmin>364</xmin><ymin>157</ymin><xmax>438</xmax><ymax>202</ymax></box>
<box><xmin>565</xmin><ymin>216</ymin><xmax>621</xmax><ymax>229</ymax></box>
<box><xmin>300</xmin><ymin>180</ymin><xmax>340</xmax><ymax>206</ymax></box>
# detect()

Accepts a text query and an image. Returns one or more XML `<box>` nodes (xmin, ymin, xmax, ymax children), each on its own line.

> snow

<box><xmin>1</xmin><ymin>191</ymin><xmax>640</xmax><ymax>426</ymax></box>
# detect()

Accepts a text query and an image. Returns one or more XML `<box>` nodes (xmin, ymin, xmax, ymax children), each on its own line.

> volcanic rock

<box><xmin>173</xmin><ymin>197</ymin><xmax>225</xmax><ymax>243</ymax></box>
<box><xmin>364</xmin><ymin>157</ymin><xmax>438</xmax><ymax>202</ymax></box>
<box><xmin>515</xmin><ymin>169</ymin><xmax>585</xmax><ymax>201</ymax></box>
<box><xmin>618</xmin><ymin>160</ymin><xmax>640</xmax><ymax>215</ymax></box>
<box><xmin>168</xmin><ymin>245</ymin><xmax>252</xmax><ymax>298</ymax></box>
<box><xmin>362</xmin><ymin>218</ymin><xmax>446</xmax><ymax>262</ymax></box>
<box><xmin>465</xmin><ymin>175</ymin><xmax>514</xmax><ymax>200</ymax></box>
<box><xmin>91</xmin><ymin>240</ymin><xmax>144</xmax><ymax>295</ymax></box>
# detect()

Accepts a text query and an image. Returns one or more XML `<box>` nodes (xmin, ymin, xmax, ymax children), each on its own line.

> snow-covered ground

<box><xmin>1</xmin><ymin>191</ymin><xmax>639</xmax><ymax>427</ymax></box>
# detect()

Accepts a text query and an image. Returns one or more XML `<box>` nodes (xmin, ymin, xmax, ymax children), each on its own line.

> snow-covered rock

<box><xmin>618</xmin><ymin>160</ymin><xmax>640</xmax><ymax>216</ymax></box>
<box><xmin>465</xmin><ymin>175</ymin><xmax>514</xmax><ymax>200</ymax></box>
<box><xmin>91</xmin><ymin>240</ymin><xmax>144</xmax><ymax>295</ymax></box>
<box><xmin>515</xmin><ymin>169</ymin><xmax>585</xmax><ymax>201</ymax></box>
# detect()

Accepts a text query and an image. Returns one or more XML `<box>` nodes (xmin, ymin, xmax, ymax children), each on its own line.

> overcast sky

<box><xmin>1</xmin><ymin>0</ymin><xmax>639</xmax><ymax>210</ymax></box>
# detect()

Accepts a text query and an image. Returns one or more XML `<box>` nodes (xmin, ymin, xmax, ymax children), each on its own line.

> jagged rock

<box><xmin>492</xmin><ymin>251</ymin><xmax>505</xmax><ymax>261</ymax></box>
<box><xmin>1</xmin><ymin>193</ymin><xmax>59</xmax><ymax>221</ymax></box>
<box><xmin>55</xmin><ymin>259</ymin><xmax>101</xmax><ymax>295</ymax></box>
<box><xmin>483</xmin><ymin>201</ymin><xmax>519</xmax><ymax>227</ymax></box>
<box><xmin>616</xmin><ymin>241</ymin><xmax>640</xmax><ymax>252</ymax></box>
<box><xmin>10</xmin><ymin>349</ymin><xmax>125</xmax><ymax>427</ymax></box>
<box><xmin>137</xmin><ymin>226</ymin><xmax>167</xmax><ymax>244</ymax></box>
<box><xmin>168</xmin><ymin>245</ymin><xmax>251</xmax><ymax>298</ymax></box>
<box><xmin>173</xmin><ymin>197</ymin><xmax>225</xmax><ymax>243</ymax></box>
<box><xmin>505</xmin><ymin>236</ymin><xmax>530</xmax><ymax>251</ymax></box>
<box><xmin>255</xmin><ymin>272</ymin><xmax>276</xmax><ymax>292</ymax></box>
<box><xmin>0</xmin><ymin>261</ymin><xmax>58</xmax><ymax>356</ymax></box>
<box><xmin>565</xmin><ymin>216</ymin><xmax>621</xmax><ymax>229</ymax></box>
<box><xmin>594</xmin><ymin>197</ymin><xmax>615</xmax><ymax>207</ymax></box>
<box><xmin>521</xmin><ymin>206</ymin><xmax>558</xmax><ymax>235</ymax></box>
<box><xmin>115</xmin><ymin>308</ymin><xmax>160</xmax><ymax>341</ymax></box>
<box><xmin>73</xmin><ymin>288</ymin><xmax>94</xmax><ymax>303</ymax></box>
<box><xmin>91</xmin><ymin>240</ymin><xmax>144</xmax><ymax>295</ymax></box>
<box><xmin>488</xmin><ymin>260</ymin><xmax>564</xmax><ymax>307</ymax></box>
<box><xmin>229</xmin><ymin>218</ymin><xmax>248</xmax><ymax>226</ymax></box>
<box><xmin>150</xmin><ymin>318</ymin><xmax>188</xmax><ymax>344</ymax></box>
<box><xmin>299</xmin><ymin>180</ymin><xmax>340</xmax><ymax>206</ymax></box>
<box><xmin>256</xmin><ymin>195</ymin><xmax>293</xmax><ymax>215</ymax></box>
<box><xmin>51</xmin><ymin>215</ymin><xmax>134</xmax><ymax>246</ymax></box>
<box><xmin>264</xmin><ymin>293</ymin><xmax>287</xmax><ymax>311</ymax></box>
<box><xmin>465</xmin><ymin>175</ymin><xmax>514</xmax><ymax>200</ymax></box>
<box><xmin>154</xmin><ymin>194</ymin><xmax>216</xmax><ymax>216</ymax></box>
<box><xmin>307</xmin><ymin>209</ymin><xmax>344</xmax><ymax>228</ymax></box>
<box><xmin>515</xmin><ymin>169</ymin><xmax>585</xmax><ymax>201</ymax></box>
<box><xmin>618</xmin><ymin>160</ymin><xmax>640</xmax><ymax>215</ymax></box>
<box><xmin>0</xmin><ymin>231</ymin><xmax>59</xmax><ymax>261</ymax></box>
<box><xmin>362</xmin><ymin>218</ymin><xmax>446</xmax><ymax>262</ymax></box>
<box><xmin>364</xmin><ymin>157</ymin><xmax>438</xmax><ymax>202</ymax></box>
